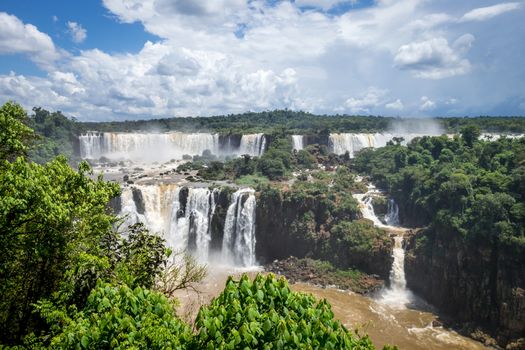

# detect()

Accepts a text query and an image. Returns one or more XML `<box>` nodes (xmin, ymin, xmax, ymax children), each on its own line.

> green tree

<box><xmin>0</xmin><ymin>101</ymin><xmax>35</xmax><ymax>161</ymax></box>
<box><xmin>460</xmin><ymin>125</ymin><xmax>481</xmax><ymax>147</ymax></box>
<box><xmin>0</xmin><ymin>157</ymin><xmax>120</xmax><ymax>342</ymax></box>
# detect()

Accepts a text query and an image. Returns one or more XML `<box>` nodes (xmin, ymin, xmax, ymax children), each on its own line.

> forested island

<box><xmin>2</xmin><ymin>102</ymin><xmax>525</xmax><ymax>349</ymax></box>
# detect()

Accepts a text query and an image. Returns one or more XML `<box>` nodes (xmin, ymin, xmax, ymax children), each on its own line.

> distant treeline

<box><xmin>12</xmin><ymin>106</ymin><xmax>525</xmax><ymax>164</ymax></box>
<box><xmin>79</xmin><ymin>110</ymin><xmax>525</xmax><ymax>134</ymax></box>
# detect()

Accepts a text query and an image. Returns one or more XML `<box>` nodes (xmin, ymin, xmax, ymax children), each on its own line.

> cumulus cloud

<box><xmin>385</xmin><ymin>99</ymin><xmax>404</xmax><ymax>111</ymax></box>
<box><xmin>394</xmin><ymin>35</ymin><xmax>473</xmax><ymax>79</ymax></box>
<box><xmin>0</xmin><ymin>12</ymin><xmax>60</xmax><ymax>68</ymax></box>
<box><xmin>0</xmin><ymin>0</ymin><xmax>524</xmax><ymax>119</ymax></box>
<box><xmin>344</xmin><ymin>87</ymin><xmax>388</xmax><ymax>113</ymax></box>
<box><xmin>67</xmin><ymin>21</ymin><xmax>87</xmax><ymax>43</ymax></box>
<box><xmin>461</xmin><ymin>2</ymin><xmax>521</xmax><ymax>22</ymax></box>
<box><xmin>420</xmin><ymin>96</ymin><xmax>436</xmax><ymax>111</ymax></box>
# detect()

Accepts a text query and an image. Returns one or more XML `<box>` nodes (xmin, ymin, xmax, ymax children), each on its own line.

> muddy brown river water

<box><xmin>174</xmin><ymin>267</ymin><xmax>489</xmax><ymax>350</ymax></box>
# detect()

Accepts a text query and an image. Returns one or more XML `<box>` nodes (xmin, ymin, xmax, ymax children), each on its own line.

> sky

<box><xmin>0</xmin><ymin>0</ymin><xmax>524</xmax><ymax>121</ymax></box>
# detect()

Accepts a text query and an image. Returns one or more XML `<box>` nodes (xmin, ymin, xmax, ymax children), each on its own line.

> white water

<box><xmin>385</xmin><ymin>199</ymin><xmax>400</xmax><ymax>226</ymax></box>
<box><xmin>222</xmin><ymin>188</ymin><xmax>257</xmax><ymax>267</ymax></box>
<box><xmin>327</xmin><ymin>132</ymin><xmax>525</xmax><ymax>157</ymax></box>
<box><xmin>329</xmin><ymin>133</ymin><xmax>430</xmax><ymax>157</ymax></box>
<box><xmin>169</xmin><ymin>187</ymin><xmax>217</xmax><ymax>261</ymax></box>
<box><xmin>119</xmin><ymin>184</ymin><xmax>257</xmax><ymax>267</ymax></box>
<box><xmin>353</xmin><ymin>186</ymin><xmax>414</xmax><ymax>308</ymax></box>
<box><xmin>79</xmin><ymin>132</ymin><xmax>266</xmax><ymax>162</ymax></box>
<box><xmin>239</xmin><ymin>133</ymin><xmax>266</xmax><ymax>157</ymax></box>
<box><xmin>291</xmin><ymin>135</ymin><xmax>305</xmax><ymax>151</ymax></box>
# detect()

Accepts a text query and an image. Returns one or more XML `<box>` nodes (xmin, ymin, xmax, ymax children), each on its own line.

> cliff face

<box><xmin>405</xmin><ymin>229</ymin><xmax>525</xmax><ymax>347</ymax></box>
<box><xmin>255</xmin><ymin>187</ymin><xmax>393</xmax><ymax>279</ymax></box>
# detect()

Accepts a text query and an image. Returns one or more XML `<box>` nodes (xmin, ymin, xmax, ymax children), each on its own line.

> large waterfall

<box><xmin>168</xmin><ymin>187</ymin><xmax>218</xmax><ymax>261</ymax></box>
<box><xmin>79</xmin><ymin>132</ymin><xmax>266</xmax><ymax>161</ymax></box>
<box><xmin>119</xmin><ymin>184</ymin><xmax>257</xmax><ymax>267</ymax></box>
<box><xmin>222</xmin><ymin>189</ymin><xmax>257</xmax><ymax>267</ymax></box>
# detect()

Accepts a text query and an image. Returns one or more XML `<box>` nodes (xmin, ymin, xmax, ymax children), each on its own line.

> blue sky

<box><xmin>0</xmin><ymin>0</ymin><xmax>524</xmax><ymax>121</ymax></box>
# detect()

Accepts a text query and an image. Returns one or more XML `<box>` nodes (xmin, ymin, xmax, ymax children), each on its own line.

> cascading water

<box><xmin>79</xmin><ymin>132</ymin><xmax>267</xmax><ymax>162</ymax></box>
<box><xmin>329</xmin><ymin>133</ymin><xmax>431</xmax><ymax>157</ymax></box>
<box><xmin>380</xmin><ymin>234</ymin><xmax>413</xmax><ymax>308</ymax></box>
<box><xmin>222</xmin><ymin>189</ymin><xmax>257</xmax><ymax>266</ymax></box>
<box><xmin>118</xmin><ymin>184</ymin><xmax>257</xmax><ymax>267</ymax></box>
<box><xmin>238</xmin><ymin>134</ymin><xmax>266</xmax><ymax>157</ymax></box>
<box><xmin>353</xmin><ymin>187</ymin><xmax>413</xmax><ymax>308</ymax></box>
<box><xmin>119</xmin><ymin>184</ymin><xmax>178</xmax><ymax>234</ymax></box>
<box><xmin>291</xmin><ymin>135</ymin><xmax>305</xmax><ymax>151</ymax></box>
<box><xmin>384</xmin><ymin>199</ymin><xmax>400</xmax><ymax>226</ymax></box>
<box><xmin>168</xmin><ymin>187</ymin><xmax>218</xmax><ymax>261</ymax></box>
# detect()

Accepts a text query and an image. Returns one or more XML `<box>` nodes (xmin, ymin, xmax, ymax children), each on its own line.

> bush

<box><xmin>258</xmin><ymin>157</ymin><xmax>286</xmax><ymax>180</ymax></box>
<box><xmin>193</xmin><ymin>273</ymin><xmax>376</xmax><ymax>349</ymax></box>
<box><xmin>45</xmin><ymin>283</ymin><xmax>192</xmax><ymax>349</ymax></box>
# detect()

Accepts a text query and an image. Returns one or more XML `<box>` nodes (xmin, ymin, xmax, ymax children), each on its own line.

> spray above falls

<box><xmin>119</xmin><ymin>185</ymin><xmax>257</xmax><ymax>267</ymax></box>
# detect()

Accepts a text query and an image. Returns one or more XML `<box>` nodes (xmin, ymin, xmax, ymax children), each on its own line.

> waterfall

<box><xmin>328</xmin><ymin>133</ymin><xmax>431</xmax><ymax>157</ymax></box>
<box><xmin>168</xmin><ymin>187</ymin><xmax>217</xmax><ymax>261</ymax></box>
<box><xmin>353</xmin><ymin>186</ymin><xmax>413</xmax><ymax>308</ymax></box>
<box><xmin>380</xmin><ymin>234</ymin><xmax>413</xmax><ymax>308</ymax></box>
<box><xmin>384</xmin><ymin>199</ymin><xmax>400</xmax><ymax>226</ymax></box>
<box><xmin>238</xmin><ymin>133</ymin><xmax>266</xmax><ymax>157</ymax></box>
<box><xmin>118</xmin><ymin>184</ymin><xmax>257</xmax><ymax>267</ymax></box>
<box><xmin>119</xmin><ymin>184</ymin><xmax>178</xmax><ymax>234</ymax></box>
<box><xmin>222</xmin><ymin>189</ymin><xmax>257</xmax><ymax>266</ymax></box>
<box><xmin>291</xmin><ymin>135</ymin><xmax>305</xmax><ymax>151</ymax></box>
<box><xmin>79</xmin><ymin>131</ymin><xmax>103</xmax><ymax>159</ymax></box>
<box><xmin>79</xmin><ymin>132</ymin><xmax>267</xmax><ymax>161</ymax></box>
<box><xmin>361</xmin><ymin>196</ymin><xmax>386</xmax><ymax>227</ymax></box>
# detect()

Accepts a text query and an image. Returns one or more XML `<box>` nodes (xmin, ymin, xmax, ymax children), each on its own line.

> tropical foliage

<box><xmin>194</xmin><ymin>274</ymin><xmax>376</xmax><ymax>349</ymax></box>
<box><xmin>1</xmin><ymin>101</ymin><xmax>382</xmax><ymax>349</ymax></box>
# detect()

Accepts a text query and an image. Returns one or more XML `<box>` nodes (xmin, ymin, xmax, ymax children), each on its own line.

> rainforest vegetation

<box><xmin>353</xmin><ymin>127</ymin><xmax>525</xmax><ymax>344</ymax></box>
<box><xmin>80</xmin><ymin>110</ymin><xmax>525</xmax><ymax>134</ymax></box>
<box><xmin>1</xmin><ymin>102</ymin><xmax>390</xmax><ymax>348</ymax></box>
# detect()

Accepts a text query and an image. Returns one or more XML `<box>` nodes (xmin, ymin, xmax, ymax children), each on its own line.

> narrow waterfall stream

<box><xmin>354</xmin><ymin>185</ymin><xmax>415</xmax><ymax>307</ymax></box>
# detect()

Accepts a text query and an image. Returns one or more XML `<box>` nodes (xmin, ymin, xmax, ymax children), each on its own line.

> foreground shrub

<box><xmin>193</xmin><ymin>273</ymin><xmax>376</xmax><ymax>349</ymax></box>
<box><xmin>46</xmin><ymin>283</ymin><xmax>192</xmax><ymax>349</ymax></box>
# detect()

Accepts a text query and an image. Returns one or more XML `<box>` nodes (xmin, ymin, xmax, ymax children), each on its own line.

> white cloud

<box><xmin>385</xmin><ymin>99</ymin><xmax>404</xmax><ymax>111</ymax></box>
<box><xmin>67</xmin><ymin>21</ymin><xmax>87</xmax><ymax>43</ymax></box>
<box><xmin>344</xmin><ymin>87</ymin><xmax>388</xmax><ymax>113</ymax></box>
<box><xmin>1</xmin><ymin>0</ymin><xmax>525</xmax><ymax>119</ymax></box>
<box><xmin>293</xmin><ymin>1</ymin><xmax>357</xmax><ymax>10</ymax></box>
<box><xmin>394</xmin><ymin>36</ymin><xmax>473</xmax><ymax>79</ymax></box>
<box><xmin>403</xmin><ymin>13</ymin><xmax>452</xmax><ymax>31</ymax></box>
<box><xmin>420</xmin><ymin>96</ymin><xmax>436</xmax><ymax>111</ymax></box>
<box><xmin>0</xmin><ymin>12</ymin><xmax>60</xmax><ymax>68</ymax></box>
<box><xmin>461</xmin><ymin>2</ymin><xmax>521</xmax><ymax>22</ymax></box>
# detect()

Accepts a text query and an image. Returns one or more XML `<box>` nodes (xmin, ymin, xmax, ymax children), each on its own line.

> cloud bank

<box><xmin>0</xmin><ymin>0</ymin><xmax>524</xmax><ymax>120</ymax></box>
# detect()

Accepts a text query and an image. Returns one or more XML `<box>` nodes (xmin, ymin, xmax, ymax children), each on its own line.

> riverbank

<box><xmin>265</xmin><ymin>256</ymin><xmax>384</xmax><ymax>294</ymax></box>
